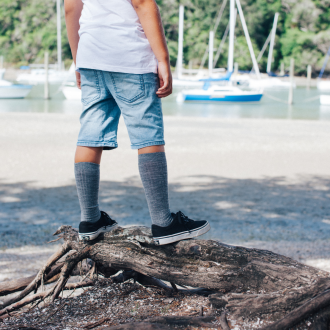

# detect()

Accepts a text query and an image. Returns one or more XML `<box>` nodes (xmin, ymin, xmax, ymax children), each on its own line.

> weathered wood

<box><xmin>0</xmin><ymin>259</ymin><xmax>92</xmax><ymax>297</ymax></box>
<box><xmin>0</xmin><ymin>241</ymin><xmax>72</xmax><ymax>310</ymax></box>
<box><xmin>220</xmin><ymin>311</ymin><xmax>230</xmax><ymax>330</ymax></box>
<box><xmin>56</xmin><ymin>225</ymin><xmax>329</xmax><ymax>295</ymax></box>
<box><xmin>261</xmin><ymin>289</ymin><xmax>330</xmax><ymax>330</ymax></box>
<box><xmin>106</xmin><ymin>322</ymin><xmax>170</xmax><ymax>330</ymax></box>
<box><xmin>2</xmin><ymin>224</ymin><xmax>330</xmax><ymax>328</ymax></box>
<box><xmin>0</xmin><ymin>275</ymin><xmax>36</xmax><ymax>297</ymax></box>
<box><xmin>209</xmin><ymin>277</ymin><xmax>330</xmax><ymax>318</ymax></box>
<box><xmin>51</xmin><ymin>246</ymin><xmax>91</xmax><ymax>301</ymax></box>
<box><xmin>0</xmin><ymin>279</ymin><xmax>94</xmax><ymax>318</ymax></box>
<box><xmin>313</xmin><ymin>307</ymin><xmax>330</xmax><ymax>330</ymax></box>
<box><xmin>104</xmin><ymin>316</ymin><xmax>218</xmax><ymax>330</ymax></box>
<box><xmin>0</xmin><ymin>263</ymin><xmax>64</xmax><ymax>297</ymax></box>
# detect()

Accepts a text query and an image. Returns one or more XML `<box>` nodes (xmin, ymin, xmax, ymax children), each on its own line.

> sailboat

<box><xmin>0</xmin><ymin>64</ymin><xmax>32</xmax><ymax>99</ymax></box>
<box><xmin>0</xmin><ymin>70</ymin><xmax>32</xmax><ymax>99</ymax></box>
<box><xmin>16</xmin><ymin>0</ymin><xmax>75</xmax><ymax>86</ymax></box>
<box><xmin>179</xmin><ymin>73</ymin><xmax>262</xmax><ymax>102</ymax></box>
<box><xmin>172</xmin><ymin>5</ymin><xmax>205</xmax><ymax>87</ymax></box>
<box><xmin>244</xmin><ymin>13</ymin><xmax>294</xmax><ymax>90</ymax></box>
<box><xmin>178</xmin><ymin>0</ymin><xmax>263</xmax><ymax>102</ymax></box>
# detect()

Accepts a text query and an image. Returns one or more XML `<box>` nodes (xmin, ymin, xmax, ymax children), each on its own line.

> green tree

<box><xmin>0</xmin><ymin>0</ymin><xmax>329</xmax><ymax>74</ymax></box>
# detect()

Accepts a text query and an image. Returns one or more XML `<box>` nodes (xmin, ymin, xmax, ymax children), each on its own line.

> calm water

<box><xmin>1</xmin><ymin>84</ymin><xmax>330</xmax><ymax>120</ymax></box>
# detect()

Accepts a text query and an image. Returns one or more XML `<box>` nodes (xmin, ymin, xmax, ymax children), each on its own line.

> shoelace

<box><xmin>101</xmin><ymin>211</ymin><xmax>115</xmax><ymax>228</ymax></box>
<box><xmin>177</xmin><ymin>211</ymin><xmax>192</xmax><ymax>232</ymax></box>
<box><xmin>101</xmin><ymin>211</ymin><xmax>110</xmax><ymax>220</ymax></box>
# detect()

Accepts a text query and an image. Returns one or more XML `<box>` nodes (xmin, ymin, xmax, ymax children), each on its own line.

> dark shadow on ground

<box><xmin>0</xmin><ymin>175</ymin><xmax>329</xmax><ymax>259</ymax></box>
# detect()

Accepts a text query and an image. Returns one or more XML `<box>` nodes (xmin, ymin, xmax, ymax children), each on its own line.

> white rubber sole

<box><xmin>79</xmin><ymin>223</ymin><xmax>118</xmax><ymax>241</ymax></box>
<box><xmin>153</xmin><ymin>222</ymin><xmax>211</xmax><ymax>245</ymax></box>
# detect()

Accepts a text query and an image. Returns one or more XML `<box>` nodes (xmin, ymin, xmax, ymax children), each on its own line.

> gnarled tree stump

<box><xmin>1</xmin><ymin>225</ymin><xmax>330</xmax><ymax>329</ymax></box>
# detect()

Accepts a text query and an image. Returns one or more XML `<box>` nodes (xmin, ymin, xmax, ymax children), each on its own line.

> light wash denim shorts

<box><xmin>77</xmin><ymin>69</ymin><xmax>165</xmax><ymax>150</ymax></box>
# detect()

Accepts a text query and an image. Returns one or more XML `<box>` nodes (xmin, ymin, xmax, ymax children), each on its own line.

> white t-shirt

<box><xmin>76</xmin><ymin>0</ymin><xmax>158</xmax><ymax>74</ymax></box>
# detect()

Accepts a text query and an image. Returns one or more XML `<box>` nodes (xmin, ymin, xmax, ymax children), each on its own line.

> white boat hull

<box><xmin>317</xmin><ymin>81</ymin><xmax>330</xmax><ymax>91</ymax></box>
<box><xmin>17</xmin><ymin>70</ymin><xmax>76</xmax><ymax>85</ymax></box>
<box><xmin>179</xmin><ymin>85</ymin><xmax>263</xmax><ymax>102</ymax></box>
<box><xmin>0</xmin><ymin>85</ymin><xmax>32</xmax><ymax>99</ymax></box>
<box><xmin>320</xmin><ymin>95</ymin><xmax>330</xmax><ymax>105</ymax></box>
<box><xmin>173</xmin><ymin>78</ymin><xmax>204</xmax><ymax>87</ymax></box>
<box><xmin>62</xmin><ymin>86</ymin><xmax>81</xmax><ymax>100</ymax></box>
<box><xmin>232</xmin><ymin>76</ymin><xmax>294</xmax><ymax>89</ymax></box>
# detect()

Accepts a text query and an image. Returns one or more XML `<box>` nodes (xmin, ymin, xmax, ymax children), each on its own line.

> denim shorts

<box><xmin>77</xmin><ymin>69</ymin><xmax>165</xmax><ymax>150</ymax></box>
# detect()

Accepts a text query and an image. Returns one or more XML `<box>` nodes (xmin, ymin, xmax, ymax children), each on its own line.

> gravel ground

<box><xmin>1</xmin><ymin>113</ymin><xmax>330</xmax><ymax>283</ymax></box>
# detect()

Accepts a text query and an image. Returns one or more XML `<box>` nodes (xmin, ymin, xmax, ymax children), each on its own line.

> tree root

<box><xmin>1</xmin><ymin>241</ymin><xmax>72</xmax><ymax>310</ymax></box>
<box><xmin>0</xmin><ymin>279</ymin><xmax>95</xmax><ymax>318</ymax></box>
<box><xmin>1</xmin><ymin>225</ymin><xmax>330</xmax><ymax>329</ymax></box>
<box><xmin>220</xmin><ymin>311</ymin><xmax>230</xmax><ymax>330</ymax></box>
<box><xmin>103</xmin><ymin>316</ymin><xmax>218</xmax><ymax>330</ymax></box>
<box><xmin>261</xmin><ymin>289</ymin><xmax>330</xmax><ymax>330</ymax></box>
<box><xmin>51</xmin><ymin>245</ymin><xmax>91</xmax><ymax>301</ymax></box>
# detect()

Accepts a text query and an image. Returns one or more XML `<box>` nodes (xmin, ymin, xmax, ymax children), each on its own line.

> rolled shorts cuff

<box><xmin>77</xmin><ymin>141</ymin><xmax>118</xmax><ymax>150</ymax></box>
<box><xmin>130</xmin><ymin>140</ymin><xmax>165</xmax><ymax>150</ymax></box>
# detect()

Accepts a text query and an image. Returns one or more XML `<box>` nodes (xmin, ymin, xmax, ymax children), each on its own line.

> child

<box><xmin>64</xmin><ymin>0</ymin><xmax>210</xmax><ymax>245</ymax></box>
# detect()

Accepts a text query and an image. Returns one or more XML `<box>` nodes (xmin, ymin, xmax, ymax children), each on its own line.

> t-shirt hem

<box><xmin>76</xmin><ymin>62</ymin><xmax>158</xmax><ymax>74</ymax></box>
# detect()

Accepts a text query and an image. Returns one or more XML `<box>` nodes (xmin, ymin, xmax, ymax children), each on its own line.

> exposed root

<box><xmin>51</xmin><ymin>246</ymin><xmax>91</xmax><ymax>301</ymax></box>
<box><xmin>220</xmin><ymin>311</ymin><xmax>230</xmax><ymax>330</ymax></box>
<box><xmin>0</xmin><ymin>241</ymin><xmax>72</xmax><ymax>311</ymax></box>
<box><xmin>261</xmin><ymin>289</ymin><xmax>330</xmax><ymax>330</ymax></box>
<box><xmin>1</xmin><ymin>258</ymin><xmax>92</xmax><ymax>298</ymax></box>
<box><xmin>0</xmin><ymin>279</ymin><xmax>95</xmax><ymax>319</ymax></box>
<box><xmin>2</xmin><ymin>225</ymin><xmax>330</xmax><ymax>329</ymax></box>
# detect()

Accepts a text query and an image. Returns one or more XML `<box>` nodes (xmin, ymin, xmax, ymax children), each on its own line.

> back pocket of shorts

<box><xmin>110</xmin><ymin>72</ymin><xmax>145</xmax><ymax>103</ymax></box>
<box><xmin>80</xmin><ymin>69</ymin><xmax>101</xmax><ymax>106</ymax></box>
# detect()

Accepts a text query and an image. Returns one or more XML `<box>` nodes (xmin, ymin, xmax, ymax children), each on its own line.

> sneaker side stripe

<box><xmin>153</xmin><ymin>222</ymin><xmax>209</xmax><ymax>240</ymax></box>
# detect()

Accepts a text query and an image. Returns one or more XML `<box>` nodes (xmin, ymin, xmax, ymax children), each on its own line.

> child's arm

<box><xmin>132</xmin><ymin>0</ymin><xmax>172</xmax><ymax>98</ymax></box>
<box><xmin>64</xmin><ymin>0</ymin><xmax>83</xmax><ymax>89</ymax></box>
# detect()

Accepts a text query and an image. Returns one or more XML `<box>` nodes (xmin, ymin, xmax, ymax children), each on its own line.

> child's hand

<box><xmin>156</xmin><ymin>61</ymin><xmax>172</xmax><ymax>98</ymax></box>
<box><xmin>76</xmin><ymin>71</ymin><xmax>81</xmax><ymax>89</ymax></box>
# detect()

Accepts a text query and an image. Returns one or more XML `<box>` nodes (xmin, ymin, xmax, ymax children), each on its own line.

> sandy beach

<box><xmin>1</xmin><ymin>112</ymin><xmax>330</xmax><ymax>284</ymax></box>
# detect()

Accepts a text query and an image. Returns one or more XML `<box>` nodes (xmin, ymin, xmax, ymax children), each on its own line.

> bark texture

<box><xmin>1</xmin><ymin>225</ymin><xmax>330</xmax><ymax>329</ymax></box>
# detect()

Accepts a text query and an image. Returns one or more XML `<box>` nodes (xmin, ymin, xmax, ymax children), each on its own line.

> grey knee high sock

<box><xmin>138</xmin><ymin>152</ymin><xmax>173</xmax><ymax>227</ymax></box>
<box><xmin>75</xmin><ymin>162</ymin><xmax>101</xmax><ymax>223</ymax></box>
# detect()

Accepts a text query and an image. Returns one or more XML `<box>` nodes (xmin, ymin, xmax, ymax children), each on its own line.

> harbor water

<box><xmin>0</xmin><ymin>83</ymin><xmax>330</xmax><ymax>121</ymax></box>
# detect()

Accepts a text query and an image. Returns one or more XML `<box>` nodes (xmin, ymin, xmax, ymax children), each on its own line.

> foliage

<box><xmin>0</xmin><ymin>0</ymin><xmax>329</xmax><ymax>74</ymax></box>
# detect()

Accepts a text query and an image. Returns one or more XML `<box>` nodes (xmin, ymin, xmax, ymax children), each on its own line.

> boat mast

<box><xmin>235</xmin><ymin>0</ymin><xmax>260</xmax><ymax>78</ymax></box>
<box><xmin>318</xmin><ymin>45</ymin><xmax>330</xmax><ymax>79</ymax></box>
<box><xmin>267</xmin><ymin>12</ymin><xmax>279</xmax><ymax>73</ymax></box>
<box><xmin>57</xmin><ymin>0</ymin><xmax>62</xmax><ymax>71</ymax></box>
<box><xmin>208</xmin><ymin>31</ymin><xmax>214</xmax><ymax>76</ymax></box>
<box><xmin>227</xmin><ymin>0</ymin><xmax>235</xmax><ymax>73</ymax></box>
<box><xmin>177</xmin><ymin>5</ymin><xmax>184</xmax><ymax>79</ymax></box>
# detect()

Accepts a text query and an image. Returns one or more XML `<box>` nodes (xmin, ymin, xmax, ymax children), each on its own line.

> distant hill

<box><xmin>0</xmin><ymin>0</ymin><xmax>329</xmax><ymax>75</ymax></box>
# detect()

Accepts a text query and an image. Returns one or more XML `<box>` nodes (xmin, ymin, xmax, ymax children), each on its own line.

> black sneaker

<box><xmin>152</xmin><ymin>211</ymin><xmax>210</xmax><ymax>245</ymax></box>
<box><xmin>79</xmin><ymin>211</ymin><xmax>118</xmax><ymax>241</ymax></box>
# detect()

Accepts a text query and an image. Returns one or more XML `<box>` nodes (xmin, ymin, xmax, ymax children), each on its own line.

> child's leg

<box><xmin>75</xmin><ymin>146</ymin><xmax>103</xmax><ymax>223</ymax></box>
<box><xmin>138</xmin><ymin>145</ymin><xmax>173</xmax><ymax>227</ymax></box>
